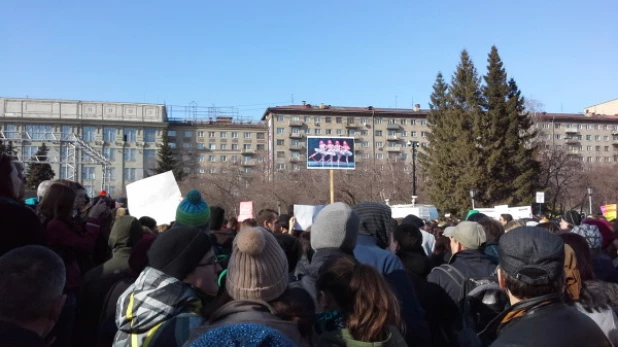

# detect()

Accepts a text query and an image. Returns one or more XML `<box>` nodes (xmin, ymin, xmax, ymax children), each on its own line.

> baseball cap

<box><xmin>443</xmin><ymin>221</ymin><xmax>486</xmax><ymax>250</ymax></box>
<box><xmin>499</xmin><ymin>227</ymin><xmax>564</xmax><ymax>285</ymax></box>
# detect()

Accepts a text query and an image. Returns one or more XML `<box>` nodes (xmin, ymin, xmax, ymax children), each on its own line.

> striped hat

<box><xmin>175</xmin><ymin>189</ymin><xmax>211</xmax><ymax>229</ymax></box>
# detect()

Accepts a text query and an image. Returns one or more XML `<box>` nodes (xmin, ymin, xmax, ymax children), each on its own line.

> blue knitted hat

<box><xmin>175</xmin><ymin>189</ymin><xmax>211</xmax><ymax>229</ymax></box>
<box><xmin>189</xmin><ymin>323</ymin><xmax>295</xmax><ymax>347</ymax></box>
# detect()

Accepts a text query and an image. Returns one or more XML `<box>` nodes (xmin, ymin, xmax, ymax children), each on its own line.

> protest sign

<box><xmin>293</xmin><ymin>204</ymin><xmax>325</xmax><ymax>230</ymax></box>
<box><xmin>602</xmin><ymin>204</ymin><xmax>617</xmax><ymax>220</ymax></box>
<box><xmin>126</xmin><ymin>171</ymin><xmax>182</xmax><ymax>225</ymax></box>
<box><xmin>238</xmin><ymin>201</ymin><xmax>254</xmax><ymax>222</ymax></box>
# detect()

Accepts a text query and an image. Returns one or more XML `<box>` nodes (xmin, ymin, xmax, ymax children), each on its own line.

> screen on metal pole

<box><xmin>306</xmin><ymin>136</ymin><xmax>355</xmax><ymax>170</ymax></box>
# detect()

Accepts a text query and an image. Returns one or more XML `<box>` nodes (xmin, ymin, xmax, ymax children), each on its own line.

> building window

<box><xmin>376</xmin><ymin>130</ymin><xmax>383</xmax><ymax>136</ymax></box>
<box><xmin>595</xmin><ymin>146</ymin><xmax>601</xmax><ymax>151</ymax></box>
<box><xmin>169</xmin><ymin>143</ymin><xmax>177</xmax><ymax>149</ymax></box>
<box><xmin>243</xmin><ymin>144</ymin><xmax>252</xmax><ymax>150</ymax></box>
<box><xmin>554</xmin><ymin>134</ymin><xmax>561</xmax><ymax>140</ymax></box>
<box><xmin>314</xmin><ymin>117</ymin><xmax>321</xmax><ymax>124</ymax></box>
<box><xmin>183</xmin><ymin>143</ymin><xmax>192</xmax><ymax>149</ymax></box>
<box><xmin>315</xmin><ymin>129</ymin><xmax>321</xmax><ymax>135</ymax></box>
<box><xmin>291</xmin><ymin>140</ymin><xmax>299</xmax><ymax>147</ymax></box>
<box><xmin>402</xmin><ymin>131</ymin><xmax>408</xmax><ymax>137</ymax></box>
<box><xmin>277</xmin><ymin>115</ymin><xmax>284</xmax><ymax>122</ymax></box>
<box><xmin>208</xmin><ymin>144</ymin><xmax>216</xmax><ymax>150</ymax></box>
<box><xmin>83</xmin><ymin>126</ymin><xmax>96</xmax><ymax>141</ymax></box>
<box><xmin>276</xmin><ymin>163</ymin><xmax>285</xmax><ymax>170</ymax></box>
<box><xmin>420</xmin><ymin>120</ymin><xmax>427</xmax><ymax>126</ymax></box>
<box><xmin>144</xmin><ymin>128</ymin><xmax>157</xmax><ymax>142</ymax></box>
<box><xmin>220</xmin><ymin>144</ymin><xmax>227</xmax><ymax>150</ymax></box>
<box><xmin>103</xmin><ymin>127</ymin><xmax>117</xmax><ymax>142</ymax></box>
<box><xmin>586</xmin><ymin>135</ymin><xmax>592</xmax><ymax>141</ymax></box>
<box><xmin>168</xmin><ymin>130</ymin><xmax>176</xmax><ymax>137</ymax></box>
<box><xmin>209</xmin><ymin>132</ymin><xmax>216</xmax><ymax>138</ymax></box>
<box><xmin>336</xmin><ymin>129</ymin><xmax>343</xmax><ymax>135</ymax></box>
<box><xmin>595</xmin><ymin>135</ymin><xmax>601</xmax><ymax>141</ymax></box>
<box><xmin>605</xmin><ymin>157</ymin><xmax>611</xmax><ymax>162</ymax></box>
<box><xmin>363</xmin><ymin>153</ymin><xmax>371</xmax><ymax>159</ymax></box>
<box><xmin>244</xmin><ymin>132</ymin><xmax>252</xmax><ymax>139</ymax></box>
<box><xmin>326</xmin><ymin>129</ymin><xmax>332</xmax><ymax>135</ymax></box>
<box><xmin>361</xmin><ymin>130</ymin><xmax>368</xmax><ymax>136</ymax></box>
<box><xmin>375</xmin><ymin>142</ymin><xmax>383</xmax><ymax>148</ymax></box>
<box><xmin>277</xmin><ymin>151</ymin><xmax>285</xmax><ymax>158</ymax></box>
<box><xmin>325</xmin><ymin>117</ymin><xmax>332</xmax><ymax>123</ymax></box>
<box><xmin>124</xmin><ymin>148</ymin><xmax>137</xmax><ymax>161</ymax></box>
<box><xmin>124</xmin><ymin>168</ymin><xmax>138</xmax><ymax>181</ymax></box>
<box><xmin>304</xmin><ymin>116</ymin><xmax>311</xmax><ymax>122</ymax></box>
<box><xmin>421</xmin><ymin>132</ymin><xmax>428</xmax><ymax>138</ymax></box>
<box><xmin>197</xmin><ymin>131</ymin><xmax>204</xmax><ymax>138</ymax></box>
<box><xmin>604</xmin><ymin>136</ymin><xmax>609</xmax><ymax>141</ymax></box>
<box><xmin>257</xmin><ymin>144</ymin><xmax>265</xmax><ymax>150</ymax></box>
<box><xmin>388</xmin><ymin>130</ymin><xmax>397</xmax><ymax>136</ymax></box>
<box><xmin>605</xmin><ymin>146</ymin><xmax>609</xmax><ymax>152</ymax></box>
<box><xmin>220</xmin><ymin>132</ymin><xmax>227</xmax><ymax>138</ymax></box>
<box><xmin>411</xmin><ymin>131</ymin><xmax>417</xmax><ymax>137</ymax></box>
<box><xmin>421</xmin><ymin>142</ymin><xmax>428</xmax><ymax>148</ymax></box>
<box><xmin>587</xmin><ymin>146</ymin><xmax>592</xmax><ymax>151</ymax></box>
<box><xmin>228</xmin><ymin>132</ymin><xmax>237</xmax><ymax>139</ymax></box>
<box><xmin>184</xmin><ymin>131</ymin><xmax>192</xmax><ymax>137</ymax></box>
<box><xmin>25</xmin><ymin>124</ymin><xmax>53</xmax><ymax>140</ymax></box>
<box><xmin>276</xmin><ymin>128</ymin><xmax>284</xmax><ymax>134</ymax></box>
<box><xmin>209</xmin><ymin>168</ymin><xmax>217</xmax><ymax>174</ymax></box>
<box><xmin>277</xmin><ymin>139</ymin><xmax>285</xmax><ymax>146</ymax></box>
<box><xmin>362</xmin><ymin>142</ymin><xmax>369</xmax><ymax>148</ymax></box>
<box><xmin>410</xmin><ymin>119</ymin><xmax>416</xmax><ymax>125</ymax></box>
<box><xmin>232</xmin><ymin>144</ymin><xmax>239</xmax><ymax>150</ymax></box>
<box><xmin>336</xmin><ymin>117</ymin><xmax>342</xmax><ymax>124</ymax></box>
<box><xmin>23</xmin><ymin>145</ymin><xmax>38</xmax><ymax>159</ymax></box>
<box><xmin>305</xmin><ymin>128</ymin><xmax>311</xmax><ymax>134</ymax></box>
<box><xmin>144</xmin><ymin>149</ymin><xmax>156</xmax><ymax>169</ymax></box>
<box><xmin>109</xmin><ymin>168</ymin><xmax>116</xmax><ymax>181</ymax></box>
<box><xmin>257</xmin><ymin>133</ymin><xmax>265</xmax><ymax>139</ymax></box>
<box><xmin>103</xmin><ymin>147</ymin><xmax>115</xmax><ymax>161</ymax></box>
<box><xmin>400</xmin><ymin>119</ymin><xmax>407</xmax><ymax>125</ymax></box>
<box><xmin>361</xmin><ymin>118</ymin><xmax>368</xmax><ymax>124</ymax></box>
<box><xmin>376</xmin><ymin>153</ymin><xmax>384</xmax><ymax>159</ymax></box>
<box><xmin>221</xmin><ymin>155</ymin><xmax>227</xmax><ymax>162</ymax></box>
<box><xmin>123</xmin><ymin>128</ymin><xmax>137</xmax><ymax>142</ymax></box>
<box><xmin>199</xmin><ymin>155</ymin><xmax>205</xmax><ymax>162</ymax></box>
<box><xmin>197</xmin><ymin>143</ymin><xmax>205</xmax><ymax>149</ymax></box>
<box><xmin>291</xmin><ymin>127</ymin><xmax>300</xmax><ymax>134</ymax></box>
<box><xmin>375</xmin><ymin>118</ymin><xmax>382</xmax><ymax>125</ymax></box>
<box><xmin>209</xmin><ymin>155</ymin><xmax>216</xmax><ymax>162</ymax></box>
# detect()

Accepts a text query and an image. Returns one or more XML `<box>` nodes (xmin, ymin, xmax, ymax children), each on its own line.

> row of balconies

<box><xmin>288</xmin><ymin>120</ymin><xmax>419</xmax><ymax>130</ymax></box>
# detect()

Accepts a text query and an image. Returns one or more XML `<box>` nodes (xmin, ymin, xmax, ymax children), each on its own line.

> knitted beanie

<box><xmin>311</xmin><ymin>202</ymin><xmax>359</xmax><ymax>251</ymax></box>
<box><xmin>188</xmin><ymin>323</ymin><xmax>295</xmax><ymax>347</ymax></box>
<box><xmin>148</xmin><ymin>226</ymin><xmax>213</xmax><ymax>280</ymax></box>
<box><xmin>176</xmin><ymin>190</ymin><xmax>211</xmax><ymax>229</ymax></box>
<box><xmin>226</xmin><ymin>227</ymin><xmax>288</xmax><ymax>302</ymax></box>
<box><xmin>353</xmin><ymin>201</ymin><xmax>392</xmax><ymax>249</ymax></box>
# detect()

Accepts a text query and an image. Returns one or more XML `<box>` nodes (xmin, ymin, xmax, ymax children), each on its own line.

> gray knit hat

<box><xmin>311</xmin><ymin>202</ymin><xmax>359</xmax><ymax>252</ymax></box>
<box><xmin>226</xmin><ymin>227</ymin><xmax>288</xmax><ymax>302</ymax></box>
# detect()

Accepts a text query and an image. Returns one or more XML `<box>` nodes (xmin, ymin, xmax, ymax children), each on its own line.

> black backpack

<box><xmin>434</xmin><ymin>265</ymin><xmax>510</xmax><ymax>347</ymax></box>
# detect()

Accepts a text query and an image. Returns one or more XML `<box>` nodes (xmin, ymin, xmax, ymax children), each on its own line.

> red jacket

<box><xmin>45</xmin><ymin>218</ymin><xmax>101</xmax><ymax>292</ymax></box>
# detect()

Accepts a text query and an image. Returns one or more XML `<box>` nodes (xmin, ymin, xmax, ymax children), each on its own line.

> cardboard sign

<box><xmin>536</xmin><ymin>192</ymin><xmax>545</xmax><ymax>204</ymax></box>
<box><xmin>238</xmin><ymin>201</ymin><xmax>254</xmax><ymax>222</ymax></box>
<box><xmin>603</xmin><ymin>204</ymin><xmax>617</xmax><ymax>221</ymax></box>
<box><xmin>126</xmin><ymin>171</ymin><xmax>183</xmax><ymax>225</ymax></box>
<box><xmin>293</xmin><ymin>204</ymin><xmax>325</xmax><ymax>230</ymax></box>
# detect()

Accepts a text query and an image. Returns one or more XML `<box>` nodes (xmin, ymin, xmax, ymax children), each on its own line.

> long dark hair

<box><xmin>38</xmin><ymin>183</ymin><xmax>76</xmax><ymax>224</ymax></box>
<box><xmin>0</xmin><ymin>154</ymin><xmax>17</xmax><ymax>200</ymax></box>
<box><xmin>317</xmin><ymin>256</ymin><xmax>401</xmax><ymax>342</ymax></box>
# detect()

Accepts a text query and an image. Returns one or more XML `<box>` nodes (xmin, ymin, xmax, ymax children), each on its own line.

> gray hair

<box><xmin>37</xmin><ymin>180</ymin><xmax>53</xmax><ymax>199</ymax></box>
<box><xmin>0</xmin><ymin>246</ymin><xmax>66</xmax><ymax>323</ymax></box>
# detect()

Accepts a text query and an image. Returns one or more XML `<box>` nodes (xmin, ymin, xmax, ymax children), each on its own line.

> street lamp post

<box><xmin>407</xmin><ymin>141</ymin><xmax>419</xmax><ymax>196</ymax></box>
<box><xmin>587</xmin><ymin>186</ymin><xmax>593</xmax><ymax>215</ymax></box>
<box><xmin>469</xmin><ymin>188</ymin><xmax>476</xmax><ymax>210</ymax></box>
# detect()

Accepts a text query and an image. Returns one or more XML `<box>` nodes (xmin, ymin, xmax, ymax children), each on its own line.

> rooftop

<box><xmin>1</xmin><ymin>96</ymin><xmax>165</xmax><ymax>107</ymax></box>
<box><xmin>533</xmin><ymin>112</ymin><xmax>618</xmax><ymax>122</ymax></box>
<box><xmin>262</xmin><ymin>104</ymin><xmax>428</xmax><ymax>120</ymax></box>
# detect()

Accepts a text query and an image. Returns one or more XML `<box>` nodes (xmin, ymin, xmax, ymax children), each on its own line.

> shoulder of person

<box><xmin>317</xmin><ymin>329</ymin><xmax>346</xmax><ymax>347</ymax></box>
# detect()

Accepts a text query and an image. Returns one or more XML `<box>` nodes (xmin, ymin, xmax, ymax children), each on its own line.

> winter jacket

<box><xmin>113</xmin><ymin>267</ymin><xmax>206</xmax><ymax>347</ymax></box>
<box><xmin>0</xmin><ymin>197</ymin><xmax>46</xmax><ymax>256</ymax></box>
<box><xmin>483</xmin><ymin>242</ymin><xmax>500</xmax><ymax>265</ymax></box>
<box><xmin>575</xmin><ymin>303</ymin><xmax>618</xmax><ymax>346</ymax></box>
<box><xmin>75</xmin><ymin>216</ymin><xmax>143</xmax><ymax>347</ymax></box>
<box><xmin>186</xmin><ymin>300</ymin><xmax>310</xmax><ymax>347</ymax></box>
<box><xmin>318</xmin><ymin>325</ymin><xmax>408</xmax><ymax>347</ymax></box>
<box><xmin>396</xmin><ymin>248</ymin><xmax>432</xmax><ymax>278</ymax></box>
<box><xmin>354</xmin><ymin>235</ymin><xmax>430</xmax><ymax>347</ymax></box>
<box><xmin>45</xmin><ymin>217</ymin><xmax>102</xmax><ymax>293</ymax></box>
<box><xmin>593</xmin><ymin>253</ymin><xmax>618</xmax><ymax>284</ymax></box>
<box><xmin>482</xmin><ymin>294</ymin><xmax>610</xmax><ymax>347</ymax></box>
<box><xmin>420</xmin><ymin>229</ymin><xmax>436</xmax><ymax>256</ymax></box>
<box><xmin>427</xmin><ymin>249</ymin><xmax>496</xmax><ymax>304</ymax></box>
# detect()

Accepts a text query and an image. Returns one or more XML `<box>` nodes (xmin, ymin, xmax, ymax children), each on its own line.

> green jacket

<box><xmin>318</xmin><ymin>326</ymin><xmax>408</xmax><ymax>347</ymax></box>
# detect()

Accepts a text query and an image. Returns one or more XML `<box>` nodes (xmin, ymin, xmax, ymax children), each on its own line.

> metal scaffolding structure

<box><xmin>0</xmin><ymin>130</ymin><xmax>112</xmax><ymax>190</ymax></box>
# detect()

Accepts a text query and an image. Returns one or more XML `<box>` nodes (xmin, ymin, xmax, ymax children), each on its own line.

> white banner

<box><xmin>126</xmin><ymin>171</ymin><xmax>183</xmax><ymax>225</ymax></box>
<box><xmin>293</xmin><ymin>204</ymin><xmax>325</xmax><ymax>231</ymax></box>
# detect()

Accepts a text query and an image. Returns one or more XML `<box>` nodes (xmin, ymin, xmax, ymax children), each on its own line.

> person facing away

<box><xmin>480</xmin><ymin>227</ymin><xmax>611</xmax><ymax>347</ymax></box>
<box><xmin>427</xmin><ymin>221</ymin><xmax>496</xmax><ymax>305</ymax></box>
<box><xmin>316</xmin><ymin>256</ymin><xmax>407</xmax><ymax>347</ymax></box>
<box><xmin>352</xmin><ymin>202</ymin><xmax>429</xmax><ymax>347</ymax></box>
<box><xmin>113</xmin><ymin>226</ymin><xmax>222</xmax><ymax>347</ymax></box>
<box><xmin>0</xmin><ymin>154</ymin><xmax>46</xmax><ymax>256</ymax></box>
<box><xmin>401</xmin><ymin>214</ymin><xmax>436</xmax><ymax>256</ymax></box>
<box><xmin>498</xmin><ymin>214</ymin><xmax>512</xmax><ymax>226</ymax></box>
<box><xmin>560</xmin><ymin>210</ymin><xmax>582</xmax><ymax>232</ymax></box>
<box><xmin>0</xmin><ymin>246</ymin><xmax>67</xmax><ymax>347</ymax></box>
<box><xmin>75</xmin><ymin>215</ymin><xmax>144</xmax><ymax>347</ymax></box>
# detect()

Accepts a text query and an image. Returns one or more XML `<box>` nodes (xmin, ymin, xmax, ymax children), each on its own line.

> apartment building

<box><xmin>534</xmin><ymin>112</ymin><xmax>618</xmax><ymax>164</ymax></box>
<box><xmin>585</xmin><ymin>98</ymin><xmax>618</xmax><ymax>116</ymax></box>
<box><xmin>261</xmin><ymin>103</ymin><xmax>430</xmax><ymax>174</ymax></box>
<box><xmin>168</xmin><ymin>117</ymin><xmax>267</xmax><ymax>175</ymax></box>
<box><xmin>0</xmin><ymin>97</ymin><xmax>167</xmax><ymax>196</ymax></box>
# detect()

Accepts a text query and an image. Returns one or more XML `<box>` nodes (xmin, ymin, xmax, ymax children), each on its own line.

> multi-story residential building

<box><xmin>261</xmin><ymin>103</ymin><xmax>430</xmax><ymax>174</ymax></box>
<box><xmin>533</xmin><ymin>112</ymin><xmax>618</xmax><ymax>164</ymax></box>
<box><xmin>167</xmin><ymin>116</ymin><xmax>267</xmax><ymax>175</ymax></box>
<box><xmin>0</xmin><ymin>97</ymin><xmax>167</xmax><ymax>196</ymax></box>
<box><xmin>585</xmin><ymin>98</ymin><xmax>618</xmax><ymax>116</ymax></box>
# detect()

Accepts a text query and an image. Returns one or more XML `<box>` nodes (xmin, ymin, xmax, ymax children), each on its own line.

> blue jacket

<box><xmin>354</xmin><ymin>235</ymin><xmax>430</xmax><ymax>347</ymax></box>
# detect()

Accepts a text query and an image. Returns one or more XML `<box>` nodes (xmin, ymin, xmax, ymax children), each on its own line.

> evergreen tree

<box><xmin>481</xmin><ymin>46</ymin><xmax>540</xmax><ymax>206</ymax></box>
<box><xmin>152</xmin><ymin>130</ymin><xmax>186</xmax><ymax>181</ymax></box>
<box><xmin>25</xmin><ymin>143</ymin><xmax>55</xmax><ymax>190</ymax></box>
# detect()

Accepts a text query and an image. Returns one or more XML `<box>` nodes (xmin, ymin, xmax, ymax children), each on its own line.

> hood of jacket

<box><xmin>109</xmin><ymin>215</ymin><xmax>143</xmax><ymax>252</ymax></box>
<box><xmin>114</xmin><ymin>267</ymin><xmax>204</xmax><ymax>340</ymax></box>
<box><xmin>353</xmin><ymin>202</ymin><xmax>392</xmax><ymax>249</ymax></box>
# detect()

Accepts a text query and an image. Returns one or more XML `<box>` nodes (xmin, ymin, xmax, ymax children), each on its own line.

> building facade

<box><xmin>585</xmin><ymin>98</ymin><xmax>618</xmax><ymax>116</ymax></box>
<box><xmin>0</xmin><ymin>97</ymin><xmax>167</xmax><ymax>197</ymax></box>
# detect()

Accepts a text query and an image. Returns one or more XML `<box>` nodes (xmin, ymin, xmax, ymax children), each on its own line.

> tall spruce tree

<box><xmin>481</xmin><ymin>46</ymin><xmax>540</xmax><ymax>205</ymax></box>
<box><xmin>152</xmin><ymin>129</ymin><xmax>186</xmax><ymax>181</ymax></box>
<box><xmin>25</xmin><ymin>143</ymin><xmax>55</xmax><ymax>190</ymax></box>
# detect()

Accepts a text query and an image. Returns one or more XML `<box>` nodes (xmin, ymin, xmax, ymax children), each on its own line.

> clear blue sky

<box><xmin>1</xmin><ymin>0</ymin><xmax>617</xmax><ymax>120</ymax></box>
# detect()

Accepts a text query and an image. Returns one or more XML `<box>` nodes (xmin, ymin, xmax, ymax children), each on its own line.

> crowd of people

<box><xmin>1</xmin><ymin>152</ymin><xmax>618</xmax><ymax>347</ymax></box>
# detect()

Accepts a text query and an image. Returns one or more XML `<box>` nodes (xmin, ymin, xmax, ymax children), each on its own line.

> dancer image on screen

<box><xmin>333</xmin><ymin>140</ymin><xmax>342</xmax><ymax>166</ymax></box>
<box><xmin>309</xmin><ymin>140</ymin><xmax>326</xmax><ymax>162</ymax></box>
<box><xmin>341</xmin><ymin>141</ymin><xmax>353</xmax><ymax>165</ymax></box>
<box><xmin>325</xmin><ymin>140</ymin><xmax>335</xmax><ymax>164</ymax></box>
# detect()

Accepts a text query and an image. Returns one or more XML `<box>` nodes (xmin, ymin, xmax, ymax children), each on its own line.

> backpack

<box><xmin>434</xmin><ymin>265</ymin><xmax>509</xmax><ymax>347</ymax></box>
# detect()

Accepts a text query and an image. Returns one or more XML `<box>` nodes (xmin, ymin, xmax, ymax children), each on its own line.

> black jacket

<box><xmin>483</xmin><ymin>294</ymin><xmax>610</xmax><ymax>347</ymax></box>
<box><xmin>427</xmin><ymin>249</ymin><xmax>496</xmax><ymax>304</ymax></box>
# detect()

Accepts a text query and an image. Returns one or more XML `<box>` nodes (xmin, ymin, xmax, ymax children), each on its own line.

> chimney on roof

<box><xmin>319</xmin><ymin>103</ymin><xmax>325</xmax><ymax>109</ymax></box>
<box><xmin>367</xmin><ymin>106</ymin><xmax>374</xmax><ymax>110</ymax></box>
<box><xmin>301</xmin><ymin>101</ymin><xmax>306</xmax><ymax>106</ymax></box>
<box><xmin>414</xmin><ymin>104</ymin><xmax>420</xmax><ymax>112</ymax></box>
